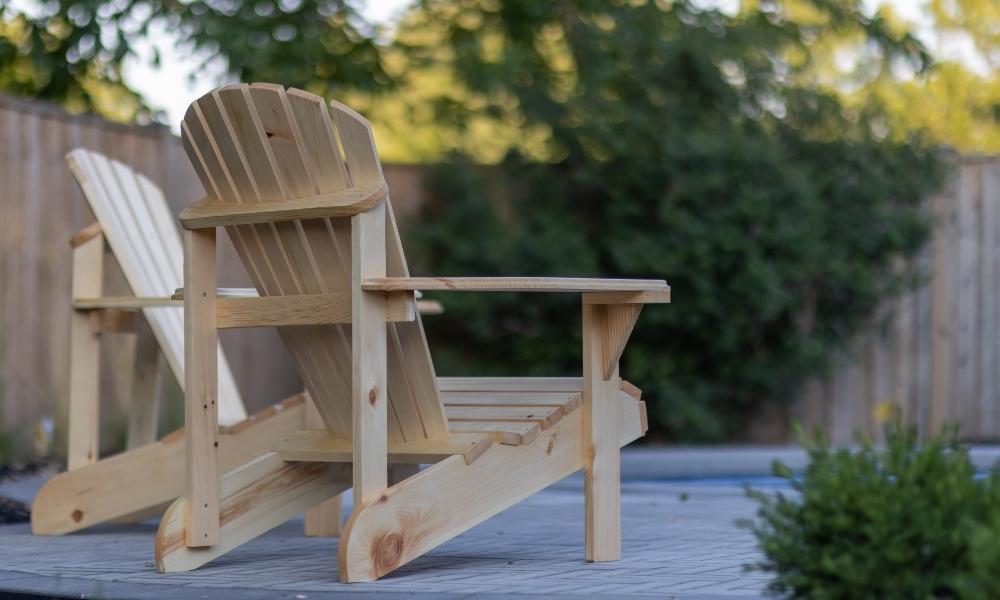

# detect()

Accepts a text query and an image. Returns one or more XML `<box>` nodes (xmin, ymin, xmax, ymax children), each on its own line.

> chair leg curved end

<box><xmin>154</xmin><ymin>497</ymin><xmax>190</xmax><ymax>573</ymax></box>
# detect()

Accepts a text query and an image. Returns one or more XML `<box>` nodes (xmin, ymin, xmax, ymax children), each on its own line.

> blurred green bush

<box><xmin>402</xmin><ymin>1</ymin><xmax>946</xmax><ymax>441</ymax></box>
<box><xmin>743</xmin><ymin>423</ymin><xmax>1000</xmax><ymax>598</ymax></box>
<box><xmin>409</xmin><ymin>138</ymin><xmax>942</xmax><ymax>441</ymax></box>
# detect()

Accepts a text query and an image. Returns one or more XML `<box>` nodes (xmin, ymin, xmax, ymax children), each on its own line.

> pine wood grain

<box><xmin>363</xmin><ymin>276</ymin><xmax>669</xmax><ymax>294</ymax></box>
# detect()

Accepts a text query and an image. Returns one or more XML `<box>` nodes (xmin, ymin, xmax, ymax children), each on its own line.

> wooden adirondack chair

<box><xmin>31</xmin><ymin>149</ymin><xmax>342</xmax><ymax>535</ymax></box>
<box><xmin>154</xmin><ymin>83</ymin><xmax>669</xmax><ymax>582</ymax></box>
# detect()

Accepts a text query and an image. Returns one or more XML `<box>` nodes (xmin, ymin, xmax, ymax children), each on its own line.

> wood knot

<box><xmin>371</xmin><ymin>531</ymin><xmax>405</xmax><ymax>575</ymax></box>
<box><xmin>379</xmin><ymin>494</ymin><xmax>388</xmax><ymax>503</ymax></box>
<box><xmin>368</xmin><ymin>385</ymin><xmax>379</xmax><ymax>406</ymax></box>
<box><xmin>71</xmin><ymin>509</ymin><xmax>83</xmax><ymax>523</ymax></box>
<box><xmin>546</xmin><ymin>436</ymin><xmax>556</xmax><ymax>455</ymax></box>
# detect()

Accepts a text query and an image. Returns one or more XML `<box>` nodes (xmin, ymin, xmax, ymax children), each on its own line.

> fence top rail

<box><xmin>0</xmin><ymin>92</ymin><xmax>171</xmax><ymax>137</ymax></box>
<box><xmin>957</xmin><ymin>154</ymin><xmax>1000</xmax><ymax>166</ymax></box>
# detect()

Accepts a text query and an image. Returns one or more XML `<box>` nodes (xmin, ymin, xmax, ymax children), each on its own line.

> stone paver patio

<box><xmin>0</xmin><ymin>476</ymin><xmax>767</xmax><ymax>599</ymax></box>
<box><xmin>0</xmin><ymin>479</ymin><xmax>770</xmax><ymax>599</ymax></box>
<box><xmin>0</xmin><ymin>449</ymin><xmax>779</xmax><ymax>599</ymax></box>
<box><xmin>15</xmin><ymin>445</ymin><xmax>997</xmax><ymax>599</ymax></box>
<box><xmin>0</xmin><ymin>451</ymin><xmax>780</xmax><ymax>599</ymax></box>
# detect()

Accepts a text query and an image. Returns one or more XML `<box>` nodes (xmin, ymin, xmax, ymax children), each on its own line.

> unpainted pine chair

<box><xmin>31</xmin><ymin>149</ymin><xmax>341</xmax><ymax>536</ymax></box>
<box><xmin>154</xmin><ymin>83</ymin><xmax>669</xmax><ymax>581</ymax></box>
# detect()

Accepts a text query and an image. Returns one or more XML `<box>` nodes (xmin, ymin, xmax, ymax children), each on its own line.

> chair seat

<box><xmin>439</xmin><ymin>377</ymin><xmax>642</xmax><ymax>445</ymax></box>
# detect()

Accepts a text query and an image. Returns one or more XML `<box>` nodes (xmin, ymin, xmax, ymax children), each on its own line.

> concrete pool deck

<box><xmin>1</xmin><ymin>446</ymin><xmax>998</xmax><ymax>599</ymax></box>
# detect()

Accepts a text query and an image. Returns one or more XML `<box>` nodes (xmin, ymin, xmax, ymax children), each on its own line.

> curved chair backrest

<box><xmin>66</xmin><ymin>148</ymin><xmax>247</xmax><ymax>425</ymax></box>
<box><xmin>180</xmin><ymin>83</ymin><xmax>448</xmax><ymax>442</ymax></box>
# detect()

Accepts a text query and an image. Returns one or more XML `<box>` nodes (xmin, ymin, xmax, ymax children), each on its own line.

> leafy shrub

<box><xmin>743</xmin><ymin>424</ymin><xmax>1000</xmax><ymax>598</ymax></box>
<box><xmin>402</xmin><ymin>1</ymin><xmax>946</xmax><ymax>441</ymax></box>
<box><xmin>408</xmin><ymin>137</ymin><xmax>942</xmax><ymax>441</ymax></box>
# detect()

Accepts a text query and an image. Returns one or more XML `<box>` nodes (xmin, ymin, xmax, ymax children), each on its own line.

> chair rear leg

<box><xmin>303</xmin><ymin>397</ymin><xmax>344</xmax><ymax>537</ymax></box>
<box><xmin>126</xmin><ymin>321</ymin><xmax>162</xmax><ymax>450</ymax></box>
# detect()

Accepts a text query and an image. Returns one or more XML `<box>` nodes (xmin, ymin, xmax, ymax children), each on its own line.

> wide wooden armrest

<box><xmin>73</xmin><ymin>296</ymin><xmax>179</xmax><ymax>309</ymax></box>
<box><xmin>180</xmin><ymin>180</ymin><xmax>389</xmax><ymax>229</ymax></box>
<box><xmin>361</xmin><ymin>277</ymin><xmax>670</xmax><ymax>303</ymax></box>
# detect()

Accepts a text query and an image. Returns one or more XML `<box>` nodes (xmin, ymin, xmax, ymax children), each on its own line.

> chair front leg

<box><xmin>183</xmin><ymin>227</ymin><xmax>220</xmax><ymax>547</ymax></box>
<box><xmin>352</xmin><ymin>202</ymin><xmax>389</xmax><ymax>508</ymax></box>
<box><xmin>581</xmin><ymin>303</ymin><xmax>623</xmax><ymax>562</ymax></box>
<box><xmin>67</xmin><ymin>231</ymin><xmax>105</xmax><ymax>470</ymax></box>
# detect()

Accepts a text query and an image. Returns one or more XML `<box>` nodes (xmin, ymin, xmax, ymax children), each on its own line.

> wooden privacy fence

<box><xmin>784</xmin><ymin>156</ymin><xmax>1000</xmax><ymax>444</ymax></box>
<box><xmin>1</xmin><ymin>93</ymin><xmax>999</xmax><ymax>449</ymax></box>
<box><xmin>0</xmin><ymin>94</ymin><xmax>424</xmax><ymax>450</ymax></box>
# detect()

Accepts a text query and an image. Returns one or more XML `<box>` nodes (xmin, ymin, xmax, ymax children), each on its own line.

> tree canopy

<box><xmin>1</xmin><ymin>1</ymin><xmax>996</xmax><ymax>153</ymax></box>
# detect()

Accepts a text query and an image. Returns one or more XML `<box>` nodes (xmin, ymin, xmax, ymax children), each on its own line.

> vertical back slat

<box><xmin>331</xmin><ymin>100</ymin><xmax>449</xmax><ymax>440</ymax></box>
<box><xmin>287</xmin><ymin>90</ymin><xmax>350</xmax><ymax>192</ymax></box>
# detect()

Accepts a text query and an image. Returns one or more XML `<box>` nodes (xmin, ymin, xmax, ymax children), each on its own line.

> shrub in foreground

<box><xmin>743</xmin><ymin>423</ymin><xmax>1000</xmax><ymax>599</ymax></box>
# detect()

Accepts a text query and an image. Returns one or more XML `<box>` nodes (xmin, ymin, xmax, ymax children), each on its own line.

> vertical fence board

<box><xmin>978</xmin><ymin>165</ymin><xmax>997</xmax><ymax>439</ymax></box>
<box><xmin>15</xmin><ymin>111</ymin><xmax>42</xmax><ymax>425</ymax></box>
<box><xmin>0</xmin><ymin>106</ymin><xmax>20</xmax><ymax>427</ymax></box>
<box><xmin>791</xmin><ymin>157</ymin><xmax>1000</xmax><ymax>444</ymax></box>
<box><xmin>955</xmin><ymin>164</ymin><xmax>980</xmax><ymax>433</ymax></box>
<box><xmin>892</xmin><ymin>279</ymin><xmax>915</xmax><ymax>428</ymax></box>
<box><xmin>930</xmin><ymin>178</ymin><xmax>958</xmax><ymax>435</ymax></box>
<box><xmin>986</xmin><ymin>165</ymin><xmax>1000</xmax><ymax>436</ymax></box>
<box><xmin>913</xmin><ymin>238</ymin><xmax>934</xmax><ymax>437</ymax></box>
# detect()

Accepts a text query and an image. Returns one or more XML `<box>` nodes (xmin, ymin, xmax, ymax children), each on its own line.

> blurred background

<box><xmin>0</xmin><ymin>0</ymin><xmax>997</xmax><ymax>464</ymax></box>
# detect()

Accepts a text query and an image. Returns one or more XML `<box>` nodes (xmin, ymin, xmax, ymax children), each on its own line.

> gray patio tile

<box><xmin>0</xmin><ymin>452</ymin><xmax>772</xmax><ymax>599</ymax></box>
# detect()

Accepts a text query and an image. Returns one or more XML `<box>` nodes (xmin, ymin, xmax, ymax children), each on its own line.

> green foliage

<box><xmin>144</xmin><ymin>0</ymin><xmax>392</xmax><ymax>97</ymax></box>
<box><xmin>405</xmin><ymin>0</ymin><xmax>945</xmax><ymax>440</ymax></box>
<box><xmin>2</xmin><ymin>1</ymin><xmax>998</xmax><ymax>154</ymax></box>
<box><xmin>0</xmin><ymin>6</ymin><xmax>145</xmax><ymax>120</ymax></box>
<box><xmin>0</xmin><ymin>0</ymin><xmax>390</xmax><ymax>120</ymax></box>
<box><xmin>743</xmin><ymin>423</ymin><xmax>1000</xmax><ymax>599</ymax></box>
